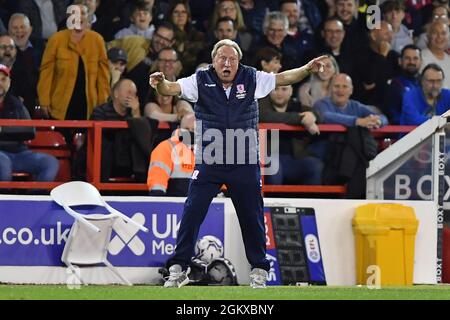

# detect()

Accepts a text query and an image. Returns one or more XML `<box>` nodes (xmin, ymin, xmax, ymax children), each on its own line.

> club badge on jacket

<box><xmin>236</xmin><ymin>84</ymin><xmax>246</xmax><ymax>99</ymax></box>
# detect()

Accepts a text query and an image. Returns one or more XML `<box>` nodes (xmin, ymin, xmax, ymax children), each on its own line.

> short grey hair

<box><xmin>263</xmin><ymin>11</ymin><xmax>289</xmax><ymax>34</ymax></box>
<box><xmin>211</xmin><ymin>39</ymin><xmax>243</xmax><ymax>61</ymax></box>
<box><xmin>8</xmin><ymin>13</ymin><xmax>31</xmax><ymax>30</ymax></box>
<box><xmin>427</xmin><ymin>20</ymin><xmax>449</xmax><ymax>37</ymax></box>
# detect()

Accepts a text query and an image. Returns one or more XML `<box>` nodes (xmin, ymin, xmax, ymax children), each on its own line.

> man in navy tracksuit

<box><xmin>150</xmin><ymin>39</ymin><xmax>326</xmax><ymax>288</ymax></box>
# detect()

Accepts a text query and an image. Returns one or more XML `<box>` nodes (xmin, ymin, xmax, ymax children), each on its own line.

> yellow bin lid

<box><xmin>352</xmin><ymin>203</ymin><xmax>419</xmax><ymax>234</ymax></box>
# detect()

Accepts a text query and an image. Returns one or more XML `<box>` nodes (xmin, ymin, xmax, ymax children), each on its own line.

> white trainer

<box><xmin>164</xmin><ymin>264</ymin><xmax>190</xmax><ymax>288</ymax></box>
<box><xmin>249</xmin><ymin>268</ymin><xmax>268</xmax><ymax>289</ymax></box>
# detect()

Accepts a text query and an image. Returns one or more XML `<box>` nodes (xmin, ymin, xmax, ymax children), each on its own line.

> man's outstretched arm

<box><xmin>149</xmin><ymin>72</ymin><xmax>181</xmax><ymax>96</ymax></box>
<box><xmin>275</xmin><ymin>55</ymin><xmax>328</xmax><ymax>86</ymax></box>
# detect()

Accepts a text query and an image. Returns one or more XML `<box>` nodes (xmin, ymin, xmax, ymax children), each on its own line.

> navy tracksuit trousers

<box><xmin>167</xmin><ymin>163</ymin><xmax>270</xmax><ymax>272</ymax></box>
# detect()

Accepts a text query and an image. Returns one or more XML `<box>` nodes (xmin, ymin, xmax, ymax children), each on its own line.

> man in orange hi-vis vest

<box><xmin>147</xmin><ymin>113</ymin><xmax>195</xmax><ymax>196</ymax></box>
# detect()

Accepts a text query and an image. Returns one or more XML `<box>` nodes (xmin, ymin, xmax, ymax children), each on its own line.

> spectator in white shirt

<box><xmin>421</xmin><ymin>20</ymin><xmax>450</xmax><ymax>88</ymax></box>
<box><xmin>417</xmin><ymin>5</ymin><xmax>450</xmax><ymax>50</ymax></box>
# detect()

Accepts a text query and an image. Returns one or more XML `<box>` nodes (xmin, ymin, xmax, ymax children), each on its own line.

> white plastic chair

<box><xmin>50</xmin><ymin>181</ymin><xmax>149</xmax><ymax>286</ymax></box>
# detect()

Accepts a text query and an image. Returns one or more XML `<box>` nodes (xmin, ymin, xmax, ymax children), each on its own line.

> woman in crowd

<box><xmin>144</xmin><ymin>89</ymin><xmax>193</xmax><ymax>124</ymax></box>
<box><xmin>168</xmin><ymin>0</ymin><xmax>205</xmax><ymax>76</ymax></box>
<box><xmin>37</xmin><ymin>3</ymin><xmax>109</xmax><ymax>121</ymax></box>
<box><xmin>144</xmin><ymin>89</ymin><xmax>194</xmax><ymax>146</ymax></box>
<box><xmin>209</xmin><ymin>0</ymin><xmax>252</xmax><ymax>53</ymax></box>
<box><xmin>298</xmin><ymin>54</ymin><xmax>339</xmax><ymax>108</ymax></box>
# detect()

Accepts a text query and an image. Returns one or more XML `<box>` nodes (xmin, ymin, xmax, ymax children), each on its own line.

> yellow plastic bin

<box><xmin>352</xmin><ymin>203</ymin><xmax>419</xmax><ymax>286</ymax></box>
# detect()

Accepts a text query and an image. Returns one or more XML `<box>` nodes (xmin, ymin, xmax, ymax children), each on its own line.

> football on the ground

<box><xmin>194</xmin><ymin>235</ymin><xmax>224</xmax><ymax>263</ymax></box>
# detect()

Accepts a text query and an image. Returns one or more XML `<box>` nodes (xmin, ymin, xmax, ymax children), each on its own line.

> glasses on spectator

<box><xmin>154</xmin><ymin>32</ymin><xmax>174</xmax><ymax>44</ymax></box>
<box><xmin>173</xmin><ymin>10</ymin><xmax>188</xmax><ymax>16</ymax></box>
<box><xmin>0</xmin><ymin>44</ymin><xmax>15</xmax><ymax>51</ymax></box>
<box><xmin>267</xmin><ymin>28</ymin><xmax>285</xmax><ymax>34</ymax></box>
<box><xmin>424</xmin><ymin>78</ymin><xmax>443</xmax><ymax>84</ymax></box>
<box><xmin>158</xmin><ymin>58</ymin><xmax>178</xmax><ymax>64</ymax></box>
<box><xmin>433</xmin><ymin>14</ymin><xmax>448</xmax><ymax>20</ymax></box>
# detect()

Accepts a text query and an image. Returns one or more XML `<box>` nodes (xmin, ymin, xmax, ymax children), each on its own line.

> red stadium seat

<box><xmin>25</xmin><ymin>130</ymin><xmax>72</xmax><ymax>181</ymax></box>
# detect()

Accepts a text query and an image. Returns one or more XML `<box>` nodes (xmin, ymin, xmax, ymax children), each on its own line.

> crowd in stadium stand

<box><xmin>0</xmin><ymin>0</ymin><xmax>449</xmax><ymax>197</ymax></box>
